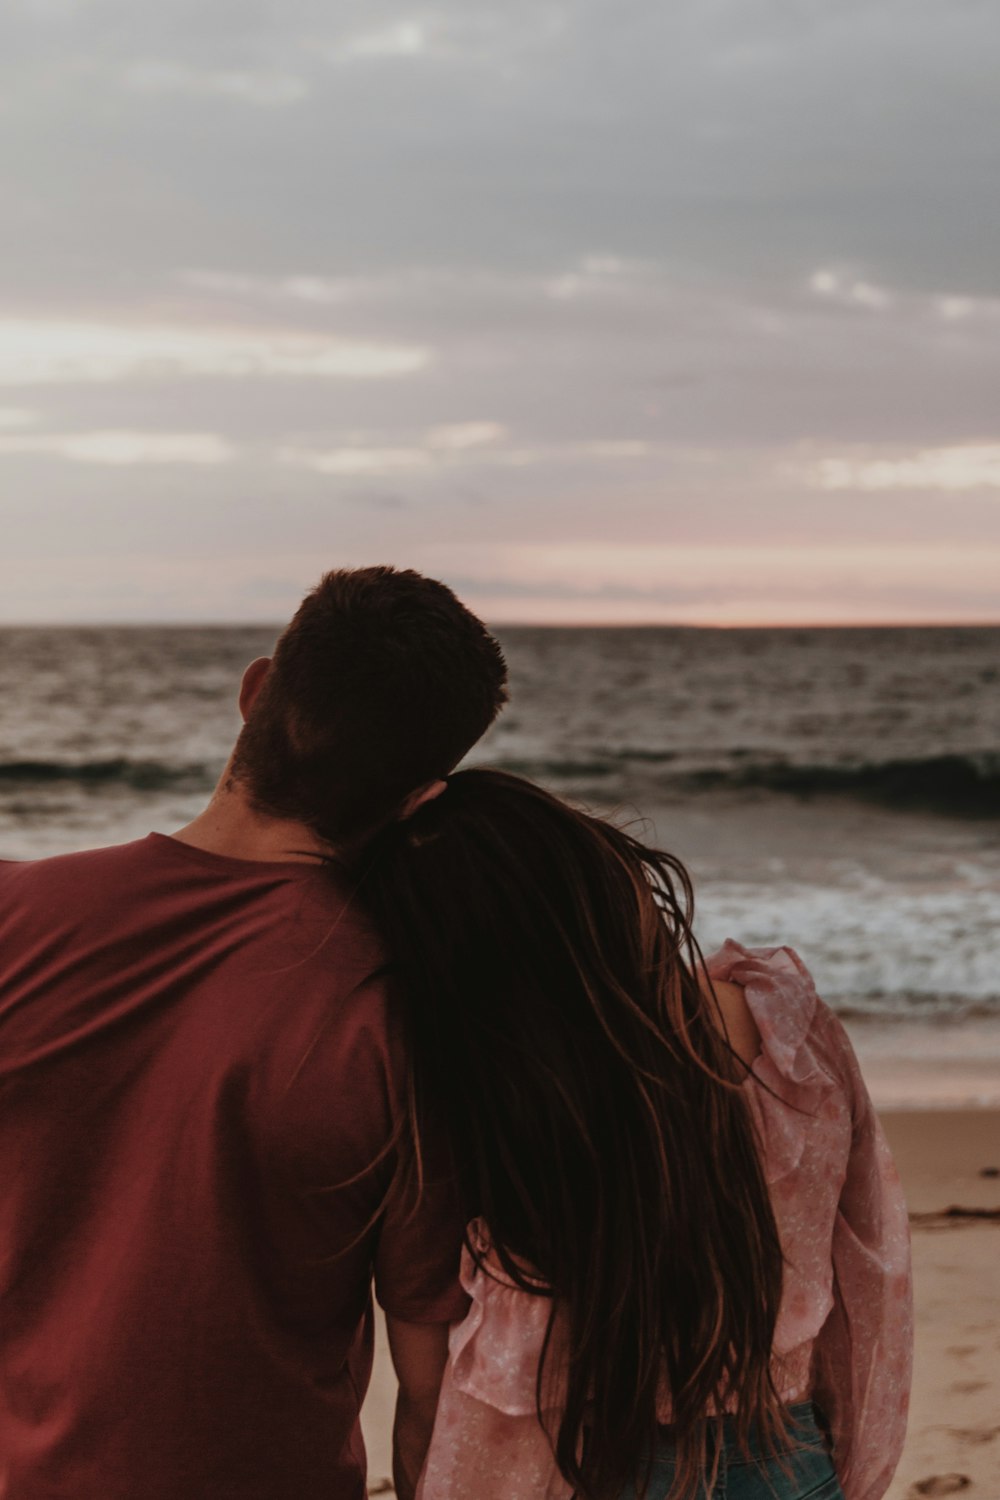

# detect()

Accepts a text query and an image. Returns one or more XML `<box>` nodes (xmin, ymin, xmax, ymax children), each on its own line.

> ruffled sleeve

<box><xmin>417</xmin><ymin>1224</ymin><xmax>572</xmax><ymax>1500</ymax></box>
<box><xmin>808</xmin><ymin>1015</ymin><xmax>913</xmax><ymax>1500</ymax></box>
<box><xmin>708</xmin><ymin>942</ymin><xmax>849</xmax><ymax>1376</ymax></box>
<box><xmin>710</xmin><ymin>941</ymin><xmax>913</xmax><ymax>1498</ymax></box>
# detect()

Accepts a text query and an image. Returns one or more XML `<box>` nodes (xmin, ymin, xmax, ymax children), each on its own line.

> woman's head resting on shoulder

<box><xmin>359</xmin><ymin>768</ymin><xmax>789</xmax><ymax>1500</ymax></box>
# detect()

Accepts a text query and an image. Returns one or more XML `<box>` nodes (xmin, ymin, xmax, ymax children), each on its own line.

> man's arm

<box><xmin>386</xmin><ymin>1316</ymin><xmax>450</xmax><ymax>1500</ymax></box>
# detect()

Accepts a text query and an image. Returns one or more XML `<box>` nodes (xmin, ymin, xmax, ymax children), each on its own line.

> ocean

<box><xmin>2</xmin><ymin>623</ymin><xmax>998</xmax><ymax>1107</ymax></box>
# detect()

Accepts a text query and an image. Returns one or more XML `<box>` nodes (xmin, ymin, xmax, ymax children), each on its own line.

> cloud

<box><xmin>583</xmin><ymin>440</ymin><xmax>649</xmax><ymax>458</ymax></box>
<box><xmin>936</xmin><ymin>296</ymin><xmax>975</xmax><ymax>321</ymax></box>
<box><xmin>0</xmin><ymin>407</ymin><xmax>40</xmax><ymax>430</ymax></box>
<box><xmin>326</xmin><ymin>9</ymin><xmax>566</xmax><ymax>67</ymax></box>
<box><xmin>0</xmin><ymin>430</ymin><xmax>235</xmax><ymax>465</ymax></box>
<box><xmin>810</xmin><ymin>273</ymin><xmax>1000</xmax><ymax>326</ymax></box>
<box><xmin>177</xmin><ymin>270</ymin><xmax>353</xmax><ymax>304</ymax></box>
<box><xmin>277</xmin><ymin>445</ymin><xmax>432</xmax><ymax>476</ymax></box>
<box><xmin>275</xmin><ymin>431</ymin><xmax>652</xmax><ymax>476</ymax></box>
<box><xmin>0</xmin><ymin>320</ymin><xmax>431</xmax><ymax>385</ymax></box>
<box><xmin>579</xmin><ymin>255</ymin><xmax>641</xmax><ymax>276</ymax></box>
<box><xmin>808</xmin><ymin>268</ymin><xmax>892</xmax><ymax>310</ymax></box>
<box><xmin>811</xmin><ymin>445</ymin><xmax>1000</xmax><ymax>492</ymax></box>
<box><xmin>123</xmin><ymin>61</ymin><xmax>308</xmax><ymax>105</ymax></box>
<box><xmin>543</xmin><ymin>254</ymin><xmax>650</xmax><ymax>301</ymax></box>
<box><xmin>932</xmin><ymin>293</ymin><xmax>1000</xmax><ymax>323</ymax></box>
<box><xmin>336</xmin><ymin>21</ymin><xmax>429</xmax><ymax>59</ymax></box>
<box><xmin>425</xmin><ymin>421</ymin><xmax>506</xmax><ymax>450</ymax></box>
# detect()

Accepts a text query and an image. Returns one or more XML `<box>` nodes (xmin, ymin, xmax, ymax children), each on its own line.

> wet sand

<box><xmin>361</xmin><ymin>1109</ymin><xmax>1000</xmax><ymax>1497</ymax></box>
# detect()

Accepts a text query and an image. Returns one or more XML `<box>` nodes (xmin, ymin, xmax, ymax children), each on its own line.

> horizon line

<box><xmin>1</xmin><ymin>617</ymin><xmax>999</xmax><ymax>631</ymax></box>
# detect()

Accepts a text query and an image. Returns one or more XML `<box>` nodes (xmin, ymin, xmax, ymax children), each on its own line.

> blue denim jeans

<box><xmin>618</xmin><ymin>1402</ymin><xmax>845</xmax><ymax>1499</ymax></box>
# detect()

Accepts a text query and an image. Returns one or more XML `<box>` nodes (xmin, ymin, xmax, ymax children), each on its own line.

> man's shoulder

<box><xmin>0</xmin><ymin>837</ymin><xmax>152</xmax><ymax>897</ymax></box>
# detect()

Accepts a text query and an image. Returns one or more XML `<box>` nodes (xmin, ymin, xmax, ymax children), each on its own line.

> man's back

<box><xmin>0</xmin><ymin>834</ymin><xmax>466</xmax><ymax>1500</ymax></box>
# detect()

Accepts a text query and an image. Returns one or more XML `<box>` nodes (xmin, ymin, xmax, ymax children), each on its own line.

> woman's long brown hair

<box><xmin>358</xmin><ymin>768</ymin><xmax>788</xmax><ymax>1499</ymax></box>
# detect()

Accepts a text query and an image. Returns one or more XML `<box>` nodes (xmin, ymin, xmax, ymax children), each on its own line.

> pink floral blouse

<box><xmin>417</xmin><ymin>942</ymin><xmax>913</xmax><ymax>1500</ymax></box>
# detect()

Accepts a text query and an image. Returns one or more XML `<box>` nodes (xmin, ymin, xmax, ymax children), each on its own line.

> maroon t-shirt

<box><xmin>0</xmin><ymin>834</ymin><xmax>468</xmax><ymax>1500</ymax></box>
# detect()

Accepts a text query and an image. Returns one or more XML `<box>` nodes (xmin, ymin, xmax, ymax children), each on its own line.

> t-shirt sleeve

<box><xmin>373</xmin><ymin>1131</ymin><xmax>470</xmax><ymax>1324</ymax></box>
<box><xmin>258</xmin><ymin>969</ymin><xmax>469</xmax><ymax>1327</ymax></box>
<box><xmin>372</xmin><ymin>984</ymin><xmax>470</xmax><ymax>1324</ymax></box>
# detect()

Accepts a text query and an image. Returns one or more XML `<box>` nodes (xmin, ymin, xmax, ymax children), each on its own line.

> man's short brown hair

<box><xmin>231</xmin><ymin>567</ymin><xmax>508</xmax><ymax>842</ymax></box>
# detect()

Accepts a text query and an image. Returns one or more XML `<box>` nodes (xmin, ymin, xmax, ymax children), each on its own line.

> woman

<box><xmin>360</xmin><ymin>769</ymin><xmax>912</xmax><ymax>1500</ymax></box>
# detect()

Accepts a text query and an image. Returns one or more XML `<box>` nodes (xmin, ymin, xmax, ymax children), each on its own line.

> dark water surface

<box><xmin>2</xmin><ymin>625</ymin><xmax>999</xmax><ymax>1094</ymax></box>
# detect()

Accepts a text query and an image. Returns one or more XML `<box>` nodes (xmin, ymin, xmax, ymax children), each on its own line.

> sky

<box><xmin>1</xmin><ymin>0</ymin><xmax>999</xmax><ymax>625</ymax></box>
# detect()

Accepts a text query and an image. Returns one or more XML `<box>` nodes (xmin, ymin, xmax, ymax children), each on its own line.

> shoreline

<box><xmin>846</xmin><ymin>1023</ymin><xmax>1000</xmax><ymax>1111</ymax></box>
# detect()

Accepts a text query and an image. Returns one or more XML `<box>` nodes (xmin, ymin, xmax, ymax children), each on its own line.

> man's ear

<box><xmin>238</xmin><ymin>657</ymin><xmax>271</xmax><ymax>721</ymax></box>
<box><xmin>398</xmin><ymin>779</ymin><xmax>448</xmax><ymax>822</ymax></box>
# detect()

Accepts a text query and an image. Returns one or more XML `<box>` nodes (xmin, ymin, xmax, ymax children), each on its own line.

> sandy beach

<box><xmin>881</xmin><ymin>1111</ymin><xmax>1000</xmax><ymax>1500</ymax></box>
<box><xmin>361</xmin><ymin>1108</ymin><xmax>1000</xmax><ymax>1498</ymax></box>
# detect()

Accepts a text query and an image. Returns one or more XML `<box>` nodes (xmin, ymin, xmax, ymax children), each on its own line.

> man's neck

<box><xmin>172</xmin><ymin>770</ymin><xmax>331</xmax><ymax>866</ymax></box>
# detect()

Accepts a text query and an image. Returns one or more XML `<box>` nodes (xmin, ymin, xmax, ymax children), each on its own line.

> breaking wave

<box><xmin>491</xmin><ymin>750</ymin><xmax>1000</xmax><ymax>816</ymax></box>
<box><xmin>0</xmin><ymin>758</ymin><xmax>214</xmax><ymax>792</ymax></box>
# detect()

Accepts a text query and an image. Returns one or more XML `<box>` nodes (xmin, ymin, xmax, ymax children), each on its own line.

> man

<box><xmin>0</xmin><ymin>567</ymin><xmax>508</xmax><ymax>1500</ymax></box>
